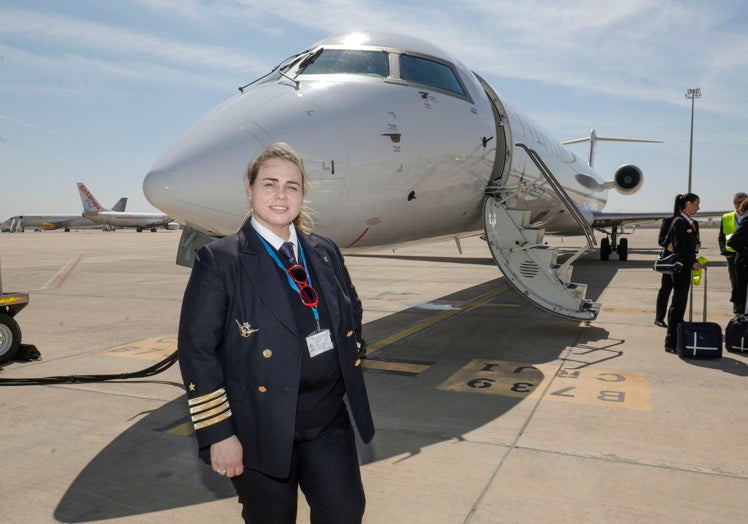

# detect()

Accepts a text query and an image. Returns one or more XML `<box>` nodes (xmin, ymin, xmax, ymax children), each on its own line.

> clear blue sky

<box><xmin>1</xmin><ymin>0</ymin><xmax>747</xmax><ymax>218</ymax></box>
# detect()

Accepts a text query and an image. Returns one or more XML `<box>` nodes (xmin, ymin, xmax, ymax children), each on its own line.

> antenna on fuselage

<box><xmin>563</xmin><ymin>129</ymin><xmax>663</xmax><ymax>168</ymax></box>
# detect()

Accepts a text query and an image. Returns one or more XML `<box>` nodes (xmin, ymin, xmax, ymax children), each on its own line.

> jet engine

<box><xmin>608</xmin><ymin>164</ymin><xmax>643</xmax><ymax>195</ymax></box>
<box><xmin>575</xmin><ymin>164</ymin><xmax>643</xmax><ymax>196</ymax></box>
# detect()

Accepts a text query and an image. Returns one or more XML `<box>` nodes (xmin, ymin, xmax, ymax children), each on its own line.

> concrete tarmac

<box><xmin>0</xmin><ymin>227</ymin><xmax>746</xmax><ymax>523</ymax></box>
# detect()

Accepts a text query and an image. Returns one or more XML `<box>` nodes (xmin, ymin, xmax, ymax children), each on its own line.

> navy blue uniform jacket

<box><xmin>670</xmin><ymin>215</ymin><xmax>700</xmax><ymax>270</ymax></box>
<box><xmin>178</xmin><ymin>224</ymin><xmax>375</xmax><ymax>478</ymax></box>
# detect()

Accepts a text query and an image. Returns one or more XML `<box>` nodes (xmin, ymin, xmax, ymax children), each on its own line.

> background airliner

<box><xmin>143</xmin><ymin>32</ymin><xmax>682</xmax><ymax>321</ymax></box>
<box><xmin>2</xmin><ymin>198</ymin><xmax>128</xmax><ymax>232</ymax></box>
<box><xmin>77</xmin><ymin>182</ymin><xmax>174</xmax><ymax>232</ymax></box>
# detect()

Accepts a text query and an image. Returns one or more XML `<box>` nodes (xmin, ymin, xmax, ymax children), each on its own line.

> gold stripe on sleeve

<box><xmin>189</xmin><ymin>394</ymin><xmax>228</xmax><ymax>414</ymax></box>
<box><xmin>193</xmin><ymin>409</ymin><xmax>233</xmax><ymax>430</ymax></box>
<box><xmin>192</xmin><ymin>402</ymin><xmax>231</xmax><ymax>423</ymax></box>
<box><xmin>188</xmin><ymin>388</ymin><xmax>226</xmax><ymax>406</ymax></box>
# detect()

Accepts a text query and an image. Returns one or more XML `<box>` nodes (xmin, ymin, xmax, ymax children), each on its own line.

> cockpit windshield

<box><xmin>399</xmin><ymin>54</ymin><xmax>465</xmax><ymax>96</ymax></box>
<box><xmin>298</xmin><ymin>49</ymin><xmax>389</xmax><ymax>77</ymax></box>
<box><xmin>293</xmin><ymin>46</ymin><xmax>469</xmax><ymax>101</ymax></box>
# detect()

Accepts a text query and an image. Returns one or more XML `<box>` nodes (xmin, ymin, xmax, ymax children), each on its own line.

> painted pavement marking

<box><xmin>438</xmin><ymin>359</ymin><xmax>652</xmax><ymax>411</ymax></box>
<box><xmin>100</xmin><ymin>336</ymin><xmax>177</xmax><ymax>361</ymax></box>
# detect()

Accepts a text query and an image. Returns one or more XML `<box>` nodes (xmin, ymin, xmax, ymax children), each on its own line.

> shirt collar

<box><xmin>679</xmin><ymin>212</ymin><xmax>693</xmax><ymax>224</ymax></box>
<box><xmin>250</xmin><ymin>216</ymin><xmax>298</xmax><ymax>258</ymax></box>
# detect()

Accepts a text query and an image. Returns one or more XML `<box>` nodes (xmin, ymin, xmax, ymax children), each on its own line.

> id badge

<box><xmin>306</xmin><ymin>329</ymin><xmax>334</xmax><ymax>358</ymax></box>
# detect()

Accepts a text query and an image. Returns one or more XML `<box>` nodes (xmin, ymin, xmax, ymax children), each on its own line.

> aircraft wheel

<box><xmin>136</xmin><ymin>228</ymin><xmax>143</xmax><ymax>232</ymax></box>
<box><xmin>618</xmin><ymin>238</ymin><xmax>629</xmax><ymax>261</ymax></box>
<box><xmin>600</xmin><ymin>237</ymin><xmax>610</xmax><ymax>261</ymax></box>
<box><xmin>151</xmin><ymin>228</ymin><xmax>157</xmax><ymax>232</ymax></box>
<box><xmin>0</xmin><ymin>313</ymin><xmax>21</xmax><ymax>364</ymax></box>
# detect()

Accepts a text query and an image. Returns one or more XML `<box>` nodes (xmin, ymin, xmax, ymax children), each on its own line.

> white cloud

<box><xmin>4</xmin><ymin>1</ymin><xmax>744</xmax><ymax>115</ymax></box>
<box><xmin>0</xmin><ymin>6</ymin><xmax>260</xmax><ymax>72</ymax></box>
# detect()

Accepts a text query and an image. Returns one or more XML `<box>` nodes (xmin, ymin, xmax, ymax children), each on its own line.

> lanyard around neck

<box><xmin>258</xmin><ymin>236</ymin><xmax>319</xmax><ymax>322</ymax></box>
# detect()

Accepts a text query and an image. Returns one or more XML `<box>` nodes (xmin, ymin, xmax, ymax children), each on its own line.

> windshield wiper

<box><xmin>296</xmin><ymin>48</ymin><xmax>323</xmax><ymax>70</ymax></box>
<box><xmin>238</xmin><ymin>49</ymin><xmax>312</xmax><ymax>92</ymax></box>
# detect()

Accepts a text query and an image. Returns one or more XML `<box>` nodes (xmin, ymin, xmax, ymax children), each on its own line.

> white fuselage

<box><xmin>144</xmin><ymin>32</ymin><xmax>607</xmax><ymax>249</ymax></box>
<box><xmin>3</xmin><ymin>214</ymin><xmax>98</xmax><ymax>230</ymax></box>
<box><xmin>84</xmin><ymin>211</ymin><xmax>171</xmax><ymax>229</ymax></box>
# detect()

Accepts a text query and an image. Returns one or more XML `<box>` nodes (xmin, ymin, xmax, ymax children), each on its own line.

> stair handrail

<box><xmin>514</xmin><ymin>143</ymin><xmax>596</xmax><ymax>249</ymax></box>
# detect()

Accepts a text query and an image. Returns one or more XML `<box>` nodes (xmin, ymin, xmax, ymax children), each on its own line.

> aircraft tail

<box><xmin>77</xmin><ymin>182</ymin><xmax>106</xmax><ymax>215</ymax></box>
<box><xmin>563</xmin><ymin>129</ymin><xmax>662</xmax><ymax>168</ymax></box>
<box><xmin>111</xmin><ymin>197</ymin><xmax>127</xmax><ymax>212</ymax></box>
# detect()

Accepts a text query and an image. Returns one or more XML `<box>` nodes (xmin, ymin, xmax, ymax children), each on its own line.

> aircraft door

<box><xmin>474</xmin><ymin>74</ymin><xmax>511</xmax><ymax>190</ymax></box>
<box><xmin>477</xmin><ymin>77</ymin><xmax>599</xmax><ymax>321</ymax></box>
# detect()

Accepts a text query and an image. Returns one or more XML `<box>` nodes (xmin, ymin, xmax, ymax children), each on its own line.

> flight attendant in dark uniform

<box><xmin>664</xmin><ymin>193</ymin><xmax>705</xmax><ymax>352</ymax></box>
<box><xmin>178</xmin><ymin>142</ymin><xmax>374</xmax><ymax>523</ymax></box>
<box><xmin>654</xmin><ymin>212</ymin><xmax>676</xmax><ymax>327</ymax></box>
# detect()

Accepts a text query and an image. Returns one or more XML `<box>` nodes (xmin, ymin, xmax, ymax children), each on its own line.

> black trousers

<box><xmin>733</xmin><ymin>260</ymin><xmax>748</xmax><ymax>315</ymax></box>
<box><xmin>231</xmin><ymin>408</ymin><xmax>365</xmax><ymax>524</ymax></box>
<box><xmin>655</xmin><ymin>272</ymin><xmax>673</xmax><ymax>321</ymax></box>
<box><xmin>666</xmin><ymin>270</ymin><xmax>692</xmax><ymax>345</ymax></box>
<box><xmin>727</xmin><ymin>254</ymin><xmax>737</xmax><ymax>290</ymax></box>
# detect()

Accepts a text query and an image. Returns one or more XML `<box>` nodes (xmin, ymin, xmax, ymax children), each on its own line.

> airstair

<box><xmin>9</xmin><ymin>217</ymin><xmax>23</xmax><ymax>233</ymax></box>
<box><xmin>482</xmin><ymin>144</ymin><xmax>600</xmax><ymax>322</ymax></box>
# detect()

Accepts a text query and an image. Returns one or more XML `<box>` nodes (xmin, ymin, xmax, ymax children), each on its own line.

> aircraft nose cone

<box><xmin>142</xmin><ymin>82</ymin><xmax>312</xmax><ymax>235</ymax></box>
<box><xmin>143</xmin><ymin>115</ymin><xmax>265</xmax><ymax>234</ymax></box>
<box><xmin>143</xmin><ymin>169</ymin><xmax>173</xmax><ymax>216</ymax></box>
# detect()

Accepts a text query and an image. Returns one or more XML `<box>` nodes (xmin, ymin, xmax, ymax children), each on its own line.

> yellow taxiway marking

<box><xmin>438</xmin><ymin>359</ymin><xmax>652</xmax><ymax>411</ymax></box>
<box><xmin>162</xmin><ymin>421</ymin><xmax>195</xmax><ymax>437</ymax></box>
<box><xmin>100</xmin><ymin>336</ymin><xmax>177</xmax><ymax>361</ymax></box>
<box><xmin>602</xmin><ymin>306</ymin><xmax>734</xmax><ymax>320</ymax></box>
<box><xmin>365</xmin><ymin>287</ymin><xmax>512</xmax><ymax>355</ymax></box>
<box><xmin>362</xmin><ymin>359</ymin><xmax>432</xmax><ymax>375</ymax></box>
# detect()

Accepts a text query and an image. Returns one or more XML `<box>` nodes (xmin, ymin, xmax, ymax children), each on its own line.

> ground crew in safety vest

<box><xmin>718</xmin><ymin>191</ymin><xmax>748</xmax><ymax>313</ymax></box>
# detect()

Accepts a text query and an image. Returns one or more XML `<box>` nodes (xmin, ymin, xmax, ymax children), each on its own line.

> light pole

<box><xmin>685</xmin><ymin>87</ymin><xmax>701</xmax><ymax>193</ymax></box>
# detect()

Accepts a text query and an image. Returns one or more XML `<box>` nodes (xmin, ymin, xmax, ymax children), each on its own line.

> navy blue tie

<box><xmin>279</xmin><ymin>242</ymin><xmax>298</xmax><ymax>265</ymax></box>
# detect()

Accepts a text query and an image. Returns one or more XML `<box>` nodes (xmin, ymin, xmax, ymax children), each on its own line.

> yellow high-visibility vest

<box><xmin>722</xmin><ymin>212</ymin><xmax>739</xmax><ymax>253</ymax></box>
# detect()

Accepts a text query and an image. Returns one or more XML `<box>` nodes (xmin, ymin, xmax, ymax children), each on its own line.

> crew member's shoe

<box><xmin>664</xmin><ymin>336</ymin><xmax>676</xmax><ymax>353</ymax></box>
<box><xmin>654</xmin><ymin>319</ymin><xmax>667</xmax><ymax>328</ymax></box>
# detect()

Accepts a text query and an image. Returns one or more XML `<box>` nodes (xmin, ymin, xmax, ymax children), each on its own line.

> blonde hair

<box><xmin>242</xmin><ymin>142</ymin><xmax>313</xmax><ymax>232</ymax></box>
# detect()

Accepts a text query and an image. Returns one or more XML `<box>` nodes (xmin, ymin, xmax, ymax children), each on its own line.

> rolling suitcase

<box><xmin>676</xmin><ymin>267</ymin><xmax>723</xmax><ymax>358</ymax></box>
<box><xmin>725</xmin><ymin>289</ymin><xmax>748</xmax><ymax>353</ymax></box>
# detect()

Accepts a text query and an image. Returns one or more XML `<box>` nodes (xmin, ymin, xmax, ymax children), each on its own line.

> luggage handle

<box><xmin>688</xmin><ymin>266</ymin><xmax>707</xmax><ymax>323</ymax></box>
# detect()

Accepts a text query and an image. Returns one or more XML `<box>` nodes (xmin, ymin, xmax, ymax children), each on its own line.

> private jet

<box><xmin>143</xmin><ymin>31</ymin><xmax>674</xmax><ymax>321</ymax></box>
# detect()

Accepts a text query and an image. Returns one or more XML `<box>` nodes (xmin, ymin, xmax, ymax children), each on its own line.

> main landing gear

<box><xmin>599</xmin><ymin>230</ymin><xmax>628</xmax><ymax>261</ymax></box>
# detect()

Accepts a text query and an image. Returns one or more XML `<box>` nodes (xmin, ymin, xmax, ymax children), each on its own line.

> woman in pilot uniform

<box><xmin>177</xmin><ymin>142</ymin><xmax>374</xmax><ymax>523</ymax></box>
